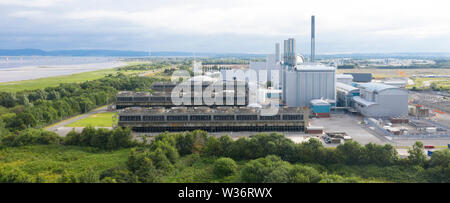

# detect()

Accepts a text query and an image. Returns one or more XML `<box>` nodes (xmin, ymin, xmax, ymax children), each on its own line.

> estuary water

<box><xmin>0</xmin><ymin>56</ymin><xmax>127</xmax><ymax>83</ymax></box>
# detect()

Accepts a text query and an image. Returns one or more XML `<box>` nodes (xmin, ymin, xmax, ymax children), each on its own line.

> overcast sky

<box><xmin>1</xmin><ymin>0</ymin><xmax>450</xmax><ymax>54</ymax></box>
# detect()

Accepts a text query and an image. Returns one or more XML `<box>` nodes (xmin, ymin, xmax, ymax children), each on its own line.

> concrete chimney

<box><xmin>275</xmin><ymin>43</ymin><xmax>281</xmax><ymax>63</ymax></box>
<box><xmin>311</xmin><ymin>15</ymin><xmax>315</xmax><ymax>62</ymax></box>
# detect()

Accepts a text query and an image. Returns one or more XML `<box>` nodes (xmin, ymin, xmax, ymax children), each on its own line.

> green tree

<box><xmin>336</xmin><ymin>140</ymin><xmax>364</xmax><ymax>165</ymax></box>
<box><xmin>429</xmin><ymin>149</ymin><xmax>450</xmax><ymax>168</ymax></box>
<box><xmin>407</xmin><ymin>141</ymin><xmax>427</xmax><ymax>166</ymax></box>
<box><xmin>213</xmin><ymin>157</ymin><xmax>238</xmax><ymax>178</ymax></box>
<box><xmin>363</xmin><ymin>143</ymin><xmax>398</xmax><ymax>166</ymax></box>
<box><xmin>0</xmin><ymin>119</ymin><xmax>9</xmax><ymax>138</ymax></box>
<box><xmin>288</xmin><ymin>165</ymin><xmax>323</xmax><ymax>183</ymax></box>
<box><xmin>149</xmin><ymin>148</ymin><xmax>174</xmax><ymax>172</ymax></box>
<box><xmin>135</xmin><ymin>157</ymin><xmax>158</xmax><ymax>183</ymax></box>
<box><xmin>240</xmin><ymin>155</ymin><xmax>291</xmax><ymax>183</ymax></box>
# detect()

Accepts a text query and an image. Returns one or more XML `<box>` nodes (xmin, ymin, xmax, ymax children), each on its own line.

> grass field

<box><xmin>66</xmin><ymin>112</ymin><xmax>117</xmax><ymax>127</ymax></box>
<box><xmin>0</xmin><ymin>68</ymin><xmax>119</xmax><ymax>92</ymax></box>
<box><xmin>0</xmin><ymin>145</ymin><xmax>130</xmax><ymax>182</ymax></box>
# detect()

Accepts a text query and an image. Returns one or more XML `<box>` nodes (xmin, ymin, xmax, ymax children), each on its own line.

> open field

<box><xmin>0</xmin><ymin>145</ymin><xmax>130</xmax><ymax>183</ymax></box>
<box><xmin>338</xmin><ymin>68</ymin><xmax>450</xmax><ymax>79</ymax></box>
<box><xmin>66</xmin><ymin>112</ymin><xmax>117</xmax><ymax>128</ymax></box>
<box><xmin>409</xmin><ymin>77</ymin><xmax>450</xmax><ymax>91</ymax></box>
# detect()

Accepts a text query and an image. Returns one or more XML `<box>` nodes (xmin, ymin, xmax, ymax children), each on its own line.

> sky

<box><xmin>0</xmin><ymin>0</ymin><xmax>450</xmax><ymax>54</ymax></box>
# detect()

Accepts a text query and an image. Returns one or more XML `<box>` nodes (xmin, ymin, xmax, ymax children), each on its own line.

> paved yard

<box><xmin>310</xmin><ymin>114</ymin><xmax>387</xmax><ymax>145</ymax></box>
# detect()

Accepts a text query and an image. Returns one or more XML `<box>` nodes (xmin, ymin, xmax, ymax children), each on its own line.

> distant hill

<box><xmin>0</xmin><ymin>49</ymin><xmax>267</xmax><ymax>58</ymax></box>
<box><xmin>149</xmin><ymin>52</ymin><xmax>265</xmax><ymax>58</ymax></box>
<box><xmin>317</xmin><ymin>52</ymin><xmax>450</xmax><ymax>59</ymax></box>
<box><xmin>0</xmin><ymin>49</ymin><xmax>149</xmax><ymax>57</ymax></box>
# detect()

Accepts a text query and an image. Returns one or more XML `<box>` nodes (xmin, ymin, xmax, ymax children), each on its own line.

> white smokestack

<box><xmin>275</xmin><ymin>43</ymin><xmax>281</xmax><ymax>63</ymax></box>
<box><xmin>311</xmin><ymin>15</ymin><xmax>315</xmax><ymax>62</ymax></box>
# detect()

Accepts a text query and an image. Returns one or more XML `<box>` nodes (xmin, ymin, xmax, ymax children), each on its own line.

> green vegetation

<box><xmin>408</xmin><ymin>77</ymin><xmax>450</xmax><ymax>91</ymax></box>
<box><xmin>1</xmin><ymin>130</ymin><xmax>450</xmax><ymax>183</ymax></box>
<box><xmin>0</xmin><ymin>128</ymin><xmax>61</xmax><ymax>148</ymax></box>
<box><xmin>66</xmin><ymin>112</ymin><xmax>117</xmax><ymax>127</ymax></box>
<box><xmin>0</xmin><ymin>145</ymin><xmax>129</xmax><ymax>183</ymax></box>
<box><xmin>0</xmin><ymin>72</ymin><xmax>159</xmax><ymax>133</ymax></box>
<box><xmin>213</xmin><ymin>157</ymin><xmax>238</xmax><ymax>178</ymax></box>
<box><xmin>0</xmin><ymin>62</ymin><xmax>172</xmax><ymax>93</ymax></box>
<box><xmin>65</xmin><ymin>127</ymin><xmax>136</xmax><ymax>151</ymax></box>
<box><xmin>99</xmin><ymin>132</ymin><xmax>450</xmax><ymax>183</ymax></box>
<box><xmin>201</xmin><ymin>58</ymin><xmax>253</xmax><ymax>65</ymax></box>
<box><xmin>0</xmin><ymin>68</ymin><xmax>119</xmax><ymax>93</ymax></box>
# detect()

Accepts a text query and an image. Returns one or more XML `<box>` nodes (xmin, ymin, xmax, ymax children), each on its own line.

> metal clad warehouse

<box><xmin>353</xmin><ymin>83</ymin><xmax>408</xmax><ymax>117</ymax></box>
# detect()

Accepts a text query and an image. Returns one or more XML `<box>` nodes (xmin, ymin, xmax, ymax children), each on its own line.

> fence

<box><xmin>366</xmin><ymin>117</ymin><xmax>450</xmax><ymax>138</ymax></box>
<box><xmin>364</xmin><ymin>118</ymin><xmax>393</xmax><ymax>137</ymax></box>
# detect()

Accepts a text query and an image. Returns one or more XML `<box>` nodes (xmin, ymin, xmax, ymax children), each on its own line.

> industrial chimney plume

<box><xmin>311</xmin><ymin>15</ymin><xmax>315</xmax><ymax>62</ymax></box>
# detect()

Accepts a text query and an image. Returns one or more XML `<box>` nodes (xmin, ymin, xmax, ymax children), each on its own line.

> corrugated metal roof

<box><xmin>336</xmin><ymin>82</ymin><xmax>359</xmax><ymax>92</ymax></box>
<box><xmin>352</xmin><ymin>96</ymin><xmax>376</xmax><ymax>107</ymax></box>
<box><xmin>358</xmin><ymin>82</ymin><xmax>397</xmax><ymax>93</ymax></box>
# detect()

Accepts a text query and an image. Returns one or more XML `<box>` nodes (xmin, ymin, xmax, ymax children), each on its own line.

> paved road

<box><xmin>46</xmin><ymin>106</ymin><xmax>110</xmax><ymax>136</ymax></box>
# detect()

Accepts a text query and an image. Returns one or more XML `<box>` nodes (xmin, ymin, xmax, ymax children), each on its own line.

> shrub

<box><xmin>213</xmin><ymin>157</ymin><xmax>237</xmax><ymax>178</ymax></box>
<box><xmin>0</xmin><ymin>128</ymin><xmax>61</xmax><ymax>147</ymax></box>
<box><xmin>64</xmin><ymin>127</ymin><xmax>133</xmax><ymax>150</ymax></box>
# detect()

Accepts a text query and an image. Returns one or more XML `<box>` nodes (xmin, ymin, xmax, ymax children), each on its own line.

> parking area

<box><xmin>310</xmin><ymin>113</ymin><xmax>387</xmax><ymax>145</ymax></box>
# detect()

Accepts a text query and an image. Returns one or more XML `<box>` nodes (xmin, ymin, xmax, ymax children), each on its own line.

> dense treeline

<box><xmin>0</xmin><ymin>128</ymin><xmax>62</xmax><ymax>148</ymax></box>
<box><xmin>117</xmin><ymin>63</ymin><xmax>166</xmax><ymax>71</ymax></box>
<box><xmin>99</xmin><ymin>131</ymin><xmax>450</xmax><ymax>183</ymax></box>
<box><xmin>0</xmin><ymin>130</ymin><xmax>449</xmax><ymax>183</ymax></box>
<box><xmin>0</xmin><ymin>125</ymin><xmax>134</xmax><ymax>150</ymax></box>
<box><xmin>65</xmin><ymin>127</ymin><xmax>136</xmax><ymax>150</ymax></box>
<box><xmin>0</xmin><ymin>72</ymin><xmax>159</xmax><ymax>134</ymax></box>
<box><xmin>201</xmin><ymin>58</ymin><xmax>265</xmax><ymax>65</ymax></box>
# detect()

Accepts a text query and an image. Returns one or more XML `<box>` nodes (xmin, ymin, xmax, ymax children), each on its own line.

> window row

<box><xmin>120</xmin><ymin>114</ymin><xmax>304</xmax><ymax>122</ymax></box>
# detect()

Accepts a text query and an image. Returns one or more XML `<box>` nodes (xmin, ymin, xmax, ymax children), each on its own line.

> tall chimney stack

<box><xmin>275</xmin><ymin>43</ymin><xmax>281</xmax><ymax>63</ymax></box>
<box><xmin>311</xmin><ymin>15</ymin><xmax>315</xmax><ymax>62</ymax></box>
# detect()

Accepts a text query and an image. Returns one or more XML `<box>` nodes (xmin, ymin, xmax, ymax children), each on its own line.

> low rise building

<box><xmin>353</xmin><ymin>83</ymin><xmax>408</xmax><ymax>117</ymax></box>
<box><xmin>118</xmin><ymin>106</ymin><xmax>309</xmax><ymax>132</ymax></box>
<box><xmin>336</xmin><ymin>74</ymin><xmax>354</xmax><ymax>85</ymax></box>
<box><xmin>336</xmin><ymin>82</ymin><xmax>360</xmax><ymax>107</ymax></box>
<box><xmin>310</xmin><ymin>99</ymin><xmax>331</xmax><ymax>118</ymax></box>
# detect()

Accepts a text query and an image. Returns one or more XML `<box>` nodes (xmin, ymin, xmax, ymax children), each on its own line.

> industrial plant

<box><xmin>117</xmin><ymin>15</ymin><xmax>410</xmax><ymax>134</ymax></box>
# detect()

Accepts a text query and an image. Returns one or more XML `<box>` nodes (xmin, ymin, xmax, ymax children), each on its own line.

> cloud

<box><xmin>0</xmin><ymin>0</ymin><xmax>69</xmax><ymax>7</ymax></box>
<box><xmin>0</xmin><ymin>0</ymin><xmax>449</xmax><ymax>52</ymax></box>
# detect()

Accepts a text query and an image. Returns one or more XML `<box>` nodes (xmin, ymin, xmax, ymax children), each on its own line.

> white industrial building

<box><xmin>283</xmin><ymin>64</ymin><xmax>336</xmax><ymax>107</ymax></box>
<box><xmin>249</xmin><ymin>57</ymin><xmax>282</xmax><ymax>89</ymax></box>
<box><xmin>353</xmin><ymin>83</ymin><xmax>408</xmax><ymax>117</ymax></box>
<box><xmin>336</xmin><ymin>74</ymin><xmax>354</xmax><ymax>85</ymax></box>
